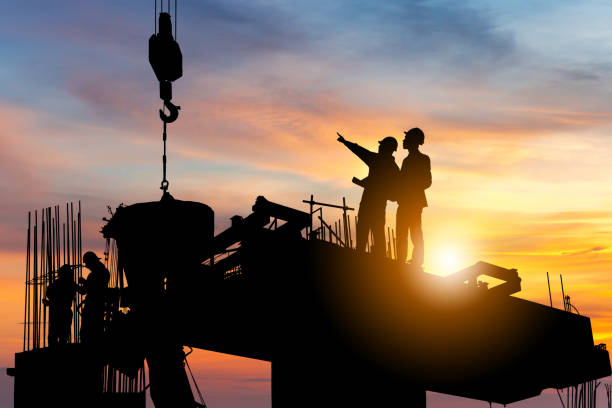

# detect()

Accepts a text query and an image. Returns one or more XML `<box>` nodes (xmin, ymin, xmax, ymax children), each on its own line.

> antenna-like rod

<box><xmin>560</xmin><ymin>274</ymin><xmax>566</xmax><ymax>311</ymax></box>
<box><xmin>547</xmin><ymin>272</ymin><xmax>553</xmax><ymax>307</ymax></box>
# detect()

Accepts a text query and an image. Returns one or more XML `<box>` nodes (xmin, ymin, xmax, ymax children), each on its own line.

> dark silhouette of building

<box><xmin>44</xmin><ymin>264</ymin><xmax>77</xmax><ymax>346</ymax></box>
<box><xmin>8</xmin><ymin>195</ymin><xmax>611</xmax><ymax>407</ymax></box>
<box><xmin>78</xmin><ymin>251</ymin><xmax>110</xmax><ymax>344</ymax></box>
<box><xmin>396</xmin><ymin>127</ymin><xmax>431</xmax><ymax>266</ymax></box>
<box><xmin>337</xmin><ymin>132</ymin><xmax>399</xmax><ymax>254</ymax></box>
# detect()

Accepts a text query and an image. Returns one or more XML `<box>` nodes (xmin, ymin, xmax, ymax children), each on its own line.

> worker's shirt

<box><xmin>46</xmin><ymin>278</ymin><xmax>77</xmax><ymax>310</ymax></box>
<box><xmin>398</xmin><ymin>151</ymin><xmax>431</xmax><ymax>208</ymax></box>
<box><xmin>84</xmin><ymin>265</ymin><xmax>110</xmax><ymax>303</ymax></box>
<box><xmin>344</xmin><ymin>141</ymin><xmax>400</xmax><ymax>210</ymax></box>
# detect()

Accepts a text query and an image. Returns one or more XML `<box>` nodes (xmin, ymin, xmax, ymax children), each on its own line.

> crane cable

<box><xmin>155</xmin><ymin>0</ymin><xmax>177</xmax><ymax>36</ymax></box>
<box><xmin>153</xmin><ymin>0</ymin><xmax>180</xmax><ymax>193</ymax></box>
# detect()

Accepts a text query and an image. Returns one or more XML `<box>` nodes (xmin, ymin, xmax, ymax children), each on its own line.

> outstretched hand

<box><xmin>336</xmin><ymin>132</ymin><xmax>346</xmax><ymax>143</ymax></box>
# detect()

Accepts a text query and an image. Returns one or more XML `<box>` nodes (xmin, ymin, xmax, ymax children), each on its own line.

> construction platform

<box><xmin>103</xmin><ymin>195</ymin><xmax>611</xmax><ymax>406</ymax></box>
<box><xmin>9</xmin><ymin>343</ymin><xmax>145</xmax><ymax>408</ymax></box>
<box><xmin>8</xmin><ymin>195</ymin><xmax>611</xmax><ymax>407</ymax></box>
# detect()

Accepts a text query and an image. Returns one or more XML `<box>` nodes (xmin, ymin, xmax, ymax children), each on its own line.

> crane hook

<box><xmin>159</xmin><ymin>99</ymin><xmax>181</xmax><ymax>123</ymax></box>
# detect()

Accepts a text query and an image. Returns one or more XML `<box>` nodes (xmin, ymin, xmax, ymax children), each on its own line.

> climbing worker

<box><xmin>337</xmin><ymin>132</ymin><xmax>399</xmax><ymax>254</ymax></box>
<box><xmin>78</xmin><ymin>251</ymin><xmax>110</xmax><ymax>344</ymax></box>
<box><xmin>44</xmin><ymin>264</ymin><xmax>77</xmax><ymax>346</ymax></box>
<box><xmin>395</xmin><ymin>128</ymin><xmax>432</xmax><ymax>267</ymax></box>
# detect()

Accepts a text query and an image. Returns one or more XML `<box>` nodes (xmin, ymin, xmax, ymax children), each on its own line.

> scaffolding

<box><xmin>303</xmin><ymin>194</ymin><xmax>398</xmax><ymax>260</ymax></box>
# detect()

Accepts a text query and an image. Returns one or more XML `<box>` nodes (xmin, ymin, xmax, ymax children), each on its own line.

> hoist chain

<box><xmin>161</xmin><ymin>117</ymin><xmax>169</xmax><ymax>192</ymax></box>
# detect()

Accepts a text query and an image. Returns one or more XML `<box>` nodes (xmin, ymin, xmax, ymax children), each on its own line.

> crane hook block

<box><xmin>159</xmin><ymin>99</ymin><xmax>181</xmax><ymax>123</ymax></box>
<box><xmin>149</xmin><ymin>12</ymin><xmax>183</xmax><ymax>84</ymax></box>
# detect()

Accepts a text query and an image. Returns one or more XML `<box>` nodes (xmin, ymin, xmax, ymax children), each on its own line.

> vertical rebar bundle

<box><xmin>101</xmin><ymin>234</ymin><xmax>146</xmax><ymax>397</ymax></box>
<box><xmin>554</xmin><ymin>282</ymin><xmax>601</xmax><ymax>408</ymax></box>
<box><xmin>24</xmin><ymin>202</ymin><xmax>84</xmax><ymax>350</ymax></box>
<box><xmin>557</xmin><ymin>381</ymin><xmax>600</xmax><ymax>408</ymax></box>
<box><xmin>103</xmin><ymin>360</ymin><xmax>146</xmax><ymax>396</ymax></box>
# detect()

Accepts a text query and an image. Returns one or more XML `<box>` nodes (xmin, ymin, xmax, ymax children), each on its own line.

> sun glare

<box><xmin>431</xmin><ymin>247</ymin><xmax>465</xmax><ymax>276</ymax></box>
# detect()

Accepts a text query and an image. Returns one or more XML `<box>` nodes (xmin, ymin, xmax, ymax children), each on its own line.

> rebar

<box><xmin>42</xmin><ymin>212</ymin><xmax>46</xmax><ymax>347</ymax></box>
<box><xmin>33</xmin><ymin>210</ymin><xmax>38</xmax><ymax>349</ymax></box>
<box><xmin>21</xmin><ymin>202</ymin><xmax>85</xmax><ymax>350</ymax></box>
<box><xmin>547</xmin><ymin>272</ymin><xmax>553</xmax><ymax>307</ymax></box>
<box><xmin>66</xmin><ymin>203</ymin><xmax>70</xmax><ymax>266</ymax></box>
<box><xmin>561</xmin><ymin>274</ymin><xmax>567</xmax><ymax>312</ymax></box>
<box><xmin>24</xmin><ymin>212</ymin><xmax>30</xmax><ymax>351</ymax></box>
<box><xmin>77</xmin><ymin>201</ymin><xmax>82</xmax><ymax>341</ymax></box>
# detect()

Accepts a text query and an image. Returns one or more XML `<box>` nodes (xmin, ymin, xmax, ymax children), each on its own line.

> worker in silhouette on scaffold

<box><xmin>43</xmin><ymin>264</ymin><xmax>77</xmax><ymax>346</ymax></box>
<box><xmin>337</xmin><ymin>132</ymin><xmax>399</xmax><ymax>254</ymax></box>
<box><xmin>78</xmin><ymin>251</ymin><xmax>110</xmax><ymax>344</ymax></box>
<box><xmin>396</xmin><ymin>128</ymin><xmax>431</xmax><ymax>267</ymax></box>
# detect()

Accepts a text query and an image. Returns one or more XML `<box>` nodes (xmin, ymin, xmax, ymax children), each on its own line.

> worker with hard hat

<box><xmin>395</xmin><ymin>127</ymin><xmax>432</xmax><ymax>267</ymax></box>
<box><xmin>44</xmin><ymin>264</ymin><xmax>77</xmax><ymax>346</ymax></box>
<box><xmin>337</xmin><ymin>132</ymin><xmax>400</xmax><ymax>254</ymax></box>
<box><xmin>78</xmin><ymin>251</ymin><xmax>110</xmax><ymax>344</ymax></box>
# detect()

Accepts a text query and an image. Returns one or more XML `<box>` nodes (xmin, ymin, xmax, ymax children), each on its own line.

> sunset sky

<box><xmin>2</xmin><ymin>0</ymin><xmax>612</xmax><ymax>407</ymax></box>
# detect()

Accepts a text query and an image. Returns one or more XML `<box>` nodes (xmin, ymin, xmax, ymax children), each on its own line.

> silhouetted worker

<box><xmin>44</xmin><ymin>264</ymin><xmax>77</xmax><ymax>346</ymax></box>
<box><xmin>78</xmin><ymin>251</ymin><xmax>110</xmax><ymax>344</ymax></box>
<box><xmin>337</xmin><ymin>132</ymin><xmax>399</xmax><ymax>254</ymax></box>
<box><xmin>396</xmin><ymin>128</ymin><xmax>431</xmax><ymax>267</ymax></box>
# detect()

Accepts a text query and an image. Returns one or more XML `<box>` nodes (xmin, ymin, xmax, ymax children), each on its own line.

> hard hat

<box><xmin>83</xmin><ymin>251</ymin><xmax>101</xmax><ymax>264</ymax></box>
<box><xmin>404</xmin><ymin>128</ymin><xmax>425</xmax><ymax>145</ymax></box>
<box><xmin>378</xmin><ymin>136</ymin><xmax>398</xmax><ymax>152</ymax></box>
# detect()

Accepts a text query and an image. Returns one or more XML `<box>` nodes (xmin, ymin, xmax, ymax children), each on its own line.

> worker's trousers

<box><xmin>396</xmin><ymin>205</ymin><xmax>424</xmax><ymax>266</ymax></box>
<box><xmin>356</xmin><ymin>203</ymin><xmax>386</xmax><ymax>255</ymax></box>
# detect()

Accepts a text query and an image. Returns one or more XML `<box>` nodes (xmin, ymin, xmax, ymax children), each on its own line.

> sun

<box><xmin>431</xmin><ymin>247</ymin><xmax>465</xmax><ymax>276</ymax></box>
<box><xmin>440</xmin><ymin>251</ymin><xmax>459</xmax><ymax>270</ymax></box>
